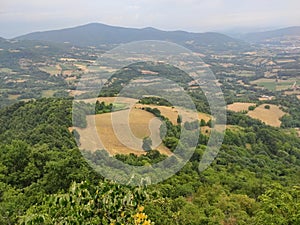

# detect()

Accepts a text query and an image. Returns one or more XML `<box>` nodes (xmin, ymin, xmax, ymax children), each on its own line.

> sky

<box><xmin>0</xmin><ymin>0</ymin><xmax>300</xmax><ymax>38</ymax></box>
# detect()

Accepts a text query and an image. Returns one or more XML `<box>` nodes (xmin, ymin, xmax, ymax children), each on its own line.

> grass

<box><xmin>257</xmin><ymin>82</ymin><xmax>277</xmax><ymax>91</ymax></box>
<box><xmin>112</xmin><ymin>102</ymin><xmax>129</xmax><ymax>111</ymax></box>
<box><xmin>247</xmin><ymin>104</ymin><xmax>286</xmax><ymax>127</ymax></box>
<box><xmin>236</xmin><ymin>71</ymin><xmax>256</xmax><ymax>77</ymax></box>
<box><xmin>0</xmin><ymin>68</ymin><xmax>13</xmax><ymax>73</ymax></box>
<box><xmin>8</xmin><ymin>94</ymin><xmax>20</xmax><ymax>100</ymax></box>
<box><xmin>59</xmin><ymin>63</ymin><xmax>77</xmax><ymax>71</ymax></box>
<box><xmin>39</xmin><ymin>66</ymin><xmax>61</xmax><ymax>75</ymax></box>
<box><xmin>42</xmin><ymin>90</ymin><xmax>56</xmax><ymax>97</ymax></box>
<box><xmin>75</xmin><ymin>108</ymin><xmax>172</xmax><ymax>156</ymax></box>
<box><xmin>251</xmin><ymin>78</ymin><xmax>297</xmax><ymax>91</ymax></box>
<box><xmin>74</xmin><ymin>96</ymin><xmax>212</xmax><ymax>156</ymax></box>
<box><xmin>227</xmin><ymin>103</ymin><xmax>256</xmax><ymax>112</ymax></box>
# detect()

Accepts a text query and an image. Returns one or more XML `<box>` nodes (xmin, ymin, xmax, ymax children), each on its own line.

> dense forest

<box><xmin>0</xmin><ymin>98</ymin><xmax>299</xmax><ymax>224</ymax></box>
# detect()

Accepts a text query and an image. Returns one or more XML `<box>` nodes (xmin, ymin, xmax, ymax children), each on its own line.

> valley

<box><xmin>0</xmin><ymin>23</ymin><xmax>299</xmax><ymax>224</ymax></box>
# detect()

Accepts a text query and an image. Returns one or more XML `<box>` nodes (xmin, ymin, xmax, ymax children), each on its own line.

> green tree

<box><xmin>254</xmin><ymin>184</ymin><xmax>300</xmax><ymax>225</ymax></box>
<box><xmin>200</xmin><ymin>119</ymin><xmax>206</xmax><ymax>127</ymax></box>
<box><xmin>142</xmin><ymin>137</ymin><xmax>152</xmax><ymax>151</ymax></box>
<box><xmin>177</xmin><ymin>115</ymin><xmax>182</xmax><ymax>124</ymax></box>
<box><xmin>20</xmin><ymin>181</ymin><xmax>154</xmax><ymax>225</ymax></box>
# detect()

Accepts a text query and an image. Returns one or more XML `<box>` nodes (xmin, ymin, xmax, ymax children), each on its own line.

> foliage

<box><xmin>115</xmin><ymin>150</ymin><xmax>167</xmax><ymax>166</ymax></box>
<box><xmin>0</xmin><ymin>98</ymin><xmax>299</xmax><ymax>224</ymax></box>
<box><xmin>139</xmin><ymin>97</ymin><xmax>172</xmax><ymax>107</ymax></box>
<box><xmin>20</xmin><ymin>181</ymin><xmax>153</xmax><ymax>225</ymax></box>
<box><xmin>142</xmin><ymin>137</ymin><xmax>152</xmax><ymax>151</ymax></box>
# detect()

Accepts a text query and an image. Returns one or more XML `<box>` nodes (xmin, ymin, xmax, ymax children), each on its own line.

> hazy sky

<box><xmin>1</xmin><ymin>0</ymin><xmax>299</xmax><ymax>38</ymax></box>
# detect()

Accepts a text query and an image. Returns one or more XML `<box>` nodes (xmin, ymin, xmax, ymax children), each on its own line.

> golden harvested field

<box><xmin>74</xmin><ymin>64</ymin><xmax>89</xmax><ymax>73</ymax></box>
<box><xmin>135</xmin><ymin>104</ymin><xmax>179</xmax><ymax>124</ymax></box>
<box><xmin>285</xmin><ymin>90</ymin><xmax>300</xmax><ymax>95</ymax></box>
<box><xmin>0</xmin><ymin>68</ymin><xmax>13</xmax><ymax>73</ymax></box>
<box><xmin>259</xmin><ymin>97</ymin><xmax>274</xmax><ymax>101</ymax></box>
<box><xmin>276</xmin><ymin>59</ymin><xmax>296</xmax><ymax>63</ymax></box>
<box><xmin>247</xmin><ymin>104</ymin><xmax>286</xmax><ymax>127</ymax></box>
<box><xmin>62</xmin><ymin>70</ymin><xmax>74</xmax><ymax>76</ymax></box>
<box><xmin>74</xmin><ymin>97</ymin><xmax>212</xmax><ymax>156</ymax></box>
<box><xmin>227</xmin><ymin>103</ymin><xmax>256</xmax><ymax>112</ymax></box>
<box><xmin>296</xmin><ymin>128</ymin><xmax>300</xmax><ymax>137</ymax></box>
<box><xmin>76</xmin><ymin>108</ymin><xmax>172</xmax><ymax>156</ymax></box>
<box><xmin>135</xmin><ymin>104</ymin><xmax>211</xmax><ymax>124</ymax></box>
<box><xmin>8</xmin><ymin>94</ymin><xmax>20</xmax><ymax>100</ymax></box>
<box><xmin>81</xmin><ymin>97</ymin><xmax>137</xmax><ymax>105</ymax></box>
<box><xmin>82</xmin><ymin>97</ymin><xmax>211</xmax><ymax>124</ymax></box>
<box><xmin>42</xmin><ymin>90</ymin><xmax>55</xmax><ymax>97</ymax></box>
<box><xmin>39</xmin><ymin>65</ymin><xmax>61</xmax><ymax>75</ymax></box>
<box><xmin>68</xmin><ymin>90</ymin><xmax>88</xmax><ymax>97</ymax></box>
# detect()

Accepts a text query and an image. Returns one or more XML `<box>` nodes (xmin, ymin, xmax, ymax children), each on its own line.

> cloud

<box><xmin>0</xmin><ymin>0</ymin><xmax>299</xmax><ymax>38</ymax></box>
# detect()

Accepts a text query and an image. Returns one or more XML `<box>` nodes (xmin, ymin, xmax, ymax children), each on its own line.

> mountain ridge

<box><xmin>16</xmin><ymin>23</ymin><xmax>245</xmax><ymax>50</ymax></box>
<box><xmin>241</xmin><ymin>26</ymin><xmax>300</xmax><ymax>42</ymax></box>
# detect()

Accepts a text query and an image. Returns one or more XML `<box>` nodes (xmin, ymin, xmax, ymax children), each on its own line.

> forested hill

<box><xmin>0</xmin><ymin>98</ymin><xmax>299</xmax><ymax>224</ymax></box>
<box><xmin>241</xmin><ymin>26</ymin><xmax>300</xmax><ymax>42</ymax></box>
<box><xmin>16</xmin><ymin>23</ymin><xmax>246</xmax><ymax>50</ymax></box>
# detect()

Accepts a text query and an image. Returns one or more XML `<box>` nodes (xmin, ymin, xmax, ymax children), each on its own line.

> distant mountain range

<box><xmin>0</xmin><ymin>37</ymin><xmax>7</xmax><ymax>43</ymax></box>
<box><xmin>241</xmin><ymin>26</ymin><xmax>300</xmax><ymax>42</ymax></box>
<box><xmin>15</xmin><ymin>23</ymin><xmax>245</xmax><ymax>50</ymax></box>
<box><xmin>1</xmin><ymin>24</ymin><xmax>297</xmax><ymax>51</ymax></box>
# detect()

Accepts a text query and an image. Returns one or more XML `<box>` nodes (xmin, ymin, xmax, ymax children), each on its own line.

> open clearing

<box><xmin>0</xmin><ymin>68</ymin><xmax>14</xmax><ymax>73</ymax></box>
<box><xmin>251</xmin><ymin>78</ymin><xmax>295</xmax><ymax>91</ymax></box>
<box><xmin>236</xmin><ymin>70</ymin><xmax>256</xmax><ymax>77</ymax></box>
<box><xmin>75</xmin><ymin>108</ymin><xmax>172</xmax><ymax>156</ymax></box>
<box><xmin>8</xmin><ymin>94</ymin><xmax>20</xmax><ymax>100</ymax></box>
<box><xmin>227</xmin><ymin>102</ymin><xmax>256</xmax><ymax>112</ymax></box>
<box><xmin>42</xmin><ymin>90</ymin><xmax>56</xmax><ymax>97</ymax></box>
<box><xmin>295</xmin><ymin>128</ymin><xmax>300</xmax><ymax>137</ymax></box>
<box><xmin>39</xmin><ymin>65</ymin><xmax>61</xmax><ymax>75</ymax></box>
<box><xmin>227</xmin><ymin>102</ymin><xmax>286</xmax><ymax>127</ymax></box>
<box><xmin>81</xmin><ymin>97</ymin><xmax>211</xmax><ymax>124</ymax></box>
<box><xmin>74</xmin><ymin>97</ymin><xmax>212</xmax><ymax>156</ymax></box>
<box><xmin>247</xmin><ymin>104</ymin><xmax>286</xmax><ymax>127</ymax></box>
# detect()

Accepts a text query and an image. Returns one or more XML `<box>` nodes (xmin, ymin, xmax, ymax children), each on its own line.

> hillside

<box><xmin>0</xmin><ymin>98</ymin><xmax>300</xmax><ymax>224</ymax></box>
<box><xmin>16</xmin><ymin>23</ymin><xmax>245</xmax><ymax>50</ymax></box>
<box><xmin>242</xmin><ymin>26</ymin><xmax>300</xmax><ymax>42</ymax></box>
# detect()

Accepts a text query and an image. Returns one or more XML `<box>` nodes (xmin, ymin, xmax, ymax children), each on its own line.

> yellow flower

<box><xmin>142</xmin><ymin>221</ymin><xmax>151</xmax><ymax>225</ymax></box>
<box><xmin>138</xmin><ymin>206</ymin><xmax>145</xmax><ymax>212</ymax></box>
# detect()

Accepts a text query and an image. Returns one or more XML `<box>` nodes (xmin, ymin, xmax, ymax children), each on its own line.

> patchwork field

<box><xmin>0</xmin><ymin>68</ymin><xmax>14</xmax><ymax>73</ymax></box>
<box><xmin>74</xmin><ymin>97</ymin><xmax>212</xmax><ymax>156</ymax></box>
<box><xmin>83</xmin><ymin>97</ymin><xmax>211</xmax><ymax>124</ymax></box>
<box><xmin>247</xmin><ymin>104</ymin><xmax>286</xmax><ymax>127</ymax></box>
<box><xmin>251</xmin><ymin>78</ymin><xmax>296</xmax><ymax>91</ymax></box>
<box><xmin>42</xmin><ymin>90</ymin><xmax>56</xmax><ymax>97</ymax></box>
<box><xmin>296</xmin><ymin>128</ymin><xmax>300</xmax><ymax>137</ymax></box>
<box><xmin>76</xmin><ymin>108</ymin><xmax>172</xmax><ymax>156</ymax></box>
<box><xmin>236</xmin><ymin>70</ymin><xmax>256</xmax><ymax>77</ymax></box>
<box><xmin>39</xmin><ymin>65</ymin><xmax>61</xmax><ymax>75</ymax></box>
<box><xmin>227</xmin><ymin>102</ymin><xmax>286</xmax><ymax>127</ymax></box>
<box><xmin>227</xmin><ymin>102</ymin><xmax>256</xmax><ymax>112</ymax></box>
<box><xmin>8</xmin><ymin>94</ymin><xmax>20</xmax><ymax>100</ymax></box>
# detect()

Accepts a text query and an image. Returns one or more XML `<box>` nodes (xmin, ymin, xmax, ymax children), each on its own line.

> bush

<box><xmin>248</xmin><ymin>106</ymin><xmax>256</xmax><ymax>111</ymax></box>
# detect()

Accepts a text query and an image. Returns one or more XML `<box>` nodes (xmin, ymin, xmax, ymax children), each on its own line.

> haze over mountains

<box><xmin>241</xmin><ymin>26</ymin><xmax>300</xmax><ymax>42</ymax></box>
<box><xmin>15</xmin><ymin>23</ymin><xmax>245</xmax><ymax>50</ymax></box>
<box><xmin>0</xmin><ymin>23</ymin><xmax>298</xmax><ymax>51</ymax></box>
